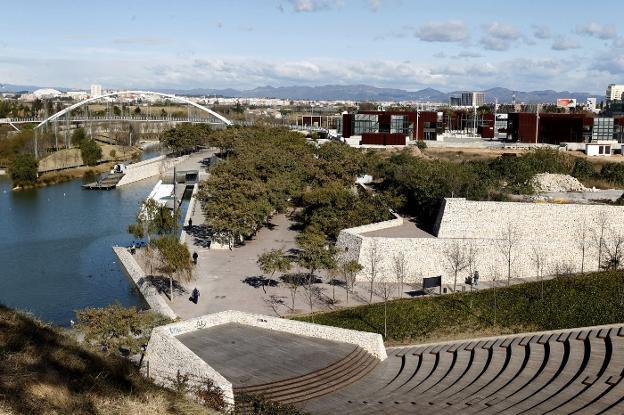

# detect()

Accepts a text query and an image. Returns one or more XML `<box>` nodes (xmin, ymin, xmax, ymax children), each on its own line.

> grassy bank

<box><xmin>0</xmin><ymin>304</ymin><xmax>217</xmax><ymax>415</ymax></box>
<box><xmin>296</xmin><ymin>271</ymin><xmax>624</xmax><ymax>345</ymax></box>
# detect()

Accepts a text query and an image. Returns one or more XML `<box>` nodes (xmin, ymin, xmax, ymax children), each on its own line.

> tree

<box><xmin>374</xmin><ymin>278</ymin><xmax>393</xmax><ymax>339</ymax></box>
<box><xmin>257</xmin><ymin>248</ymin><xmax>291</xmax><ymax>294</ymax></box>
<box><xmin>443</xmin><ymin>240</ymin><xmax>469</xmax><ymax>292</ymax></box>
<box><xmin>9</xmin><ymin>153</ymin><xmax>38</xmax><ymax>187</ymax></box>
<box><xmin>151</xmin><ymin>235</ymin><xmax>193</xmax><ymax>301</ymax></box>
<box><xmin>498</xmin><ymin>222</ymin><xmax>520</xmax><ymax>286</ymax></box>
<box><xmin>392</xmin><ymin>252</ymin><xmax>408</xmax><ymax>298</ymax></box>
<box><xmin>576</xmin><ymin>220</ymin><xmax>589</xmax><ymax>273</ymax></box>
<box><xmin>128</xmin><ymin>198</ymin><xmax>180</xmax><ymax>242</ymax></box>
<box><xmin>592</xmin><ymin>217</ymin><xmax>609</xmax><ymax>270</ymax></box>
<box><xmin>365</xmin><ymin>240</ymin><xmax>383</xmax><ymax>303</ymax></box>
<box><xmin>602</xmin><ymin>227</ymin><xmax>624</xmax><ymax>270</ymax></box>
<box><xmin>71</xmin><ymin>127</ymin><xmax>87</xmax><ymax>147</ymax></box>
<box><xmin>531</xmin><ymin>245</ymin><xmax>547</xmax><ymax>300</ymax></box>
<box><xmin>296</xmin><ymin>227</ymin><xmax>337</xmax><ymax>315</ymax></box>
<box><xmin>339</xmin><ymin>259</ymin><xmax>363</xmax><ymax>305</ymax></box>
<box><xmin>80</xmin><ymin>139</ymin><xmax>102</xmax><ymax>166</ymax></box>
<box><xmin>133</xmin><ymin>106</ymin><xmax>141</xmax><ymax>115</ymax></box>
<box><xmin>161</xmin><ymin>124</ymin><xmax>211</xmax><ymax>153</ymax></box>
<box><xmin>75</xmin><ymin>303</ymin><xmax>171</xmax><ymax>356</ymax></box>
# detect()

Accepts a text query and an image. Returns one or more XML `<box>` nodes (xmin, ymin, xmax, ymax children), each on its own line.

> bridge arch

<box><xmin>35</xmin><ymin>90</ymin><xmax>232</xmax><ymax>129</ymax></box>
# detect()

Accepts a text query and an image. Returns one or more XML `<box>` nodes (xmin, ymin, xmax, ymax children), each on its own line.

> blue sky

<box><xmin>0</xmin><ymin>0</ymin><xmax>622</xmax><ymax>93</ymax></box>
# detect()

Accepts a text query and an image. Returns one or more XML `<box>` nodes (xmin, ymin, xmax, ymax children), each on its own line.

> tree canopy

<box><xmin>80</xmin><ymin>139</ymin><xmax>102</xmax><ymax>166</ymax></box>
<box><xmin>9</xmin><ymin>152</ymin><xmax>38</xmax><ymax>187</ymax></box>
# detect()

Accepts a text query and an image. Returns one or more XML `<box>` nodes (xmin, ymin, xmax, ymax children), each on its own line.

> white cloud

<box><xmin>576</xmin><ymin>22</ymin><xmax>617</xmax><ymax>39</ymax></box>
<box><xmin>480</xmin><ymin>22</ymin><xmax>522</xmax><ymax>51</ymax></box>
<box><xmin>532</xmin><ymin>24</ymin><xmax>552</xmax><ymax>40</ymax></box>
<box><xmin>368</xmin><ymin>0</ymin><xmax>382</xmax><ymax>11</ymax></box>
<box><xmin>414</xmin><ymin>20</ymin><xmax>470</xmax><ymax>43</ymax></box>
<box><xmin>288</xmin><ymin>0</ymin><xmax>342</xmax><ymax>12</ymax></box>
<box><xmin>551</xmin><ymin>36</ymin><xmax>580</xmax><ymax>51</ymax></box>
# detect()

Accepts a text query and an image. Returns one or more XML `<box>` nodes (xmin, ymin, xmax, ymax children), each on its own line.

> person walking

<box><xmin>191</xmin><ymin>287</ymin><xmax>200</xmax><ymax>304</ymax></box>
<box><xmin>188</xmin><ymin>218</ymin><xmax>193</xmax><ymax>228</ymax></box>
<box><xmin>192</xmin><ymin>251</ymin><xmax>198</xmax><ymax>265</ymax></box>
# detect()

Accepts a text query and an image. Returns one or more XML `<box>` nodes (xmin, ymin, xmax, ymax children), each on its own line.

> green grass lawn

<box><xmin>296</xmin><ymin>271</ymin><xmax>624</xmax><ymax>345</ymax></box>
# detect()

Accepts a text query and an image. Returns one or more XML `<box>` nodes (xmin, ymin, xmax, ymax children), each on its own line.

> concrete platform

<box><xmin>360</xmin><ymin>219</ymin><xmax>434</xmax><ymax>238</ymax></box>
<box><xmin>177</xmin><ymin>323</ymin><xmax>356</xmax><ymax>387</ymax></box>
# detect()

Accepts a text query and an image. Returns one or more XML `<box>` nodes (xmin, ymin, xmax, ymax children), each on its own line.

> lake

<box><xmin>0</xmin><ymin>172</ymin><xmax>158</xmax><ymax>326</ymax></box>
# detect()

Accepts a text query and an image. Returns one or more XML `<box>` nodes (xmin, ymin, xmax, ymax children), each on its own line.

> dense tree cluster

<box><xmin>80</xmin><ymin>138</ymin><xmax>102</xmax><ymax>166</ymax></box>
<box><xmin>197</xmin><ymin>126</ymin><xmax>388</xmax><ymax>246</ymax></box>
<box><xmin>160</xmin><ymin>124</ymin><xmax>211</xmax><ymax>153</ymax></box>
<box><xmin>9</xmin><ymin>152</ymin><xmax>38</xmax><ymax>187</ymax></box>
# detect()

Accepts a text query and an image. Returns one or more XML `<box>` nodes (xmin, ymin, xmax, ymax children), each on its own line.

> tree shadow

<box><xmin>242</xmin><ymin>276</ymin><xmax>279</xmax><ymax>290</ymax></box>
<box><xmin>280</xmin><ymin>273</ymin><xmax>322</xmax><ymax>286</ymax></box>
<box><xmin>328</xmin><ymin>279</ymin><xmax>346</xmax><ymax>288</ymax></box>
<box><xmin>144</xmin><ymin>275</ymin><xmax>187</xmax><ymax>296</ymax></box>
<box><xmin>186</xmin><ymin>224</ymin><xmax>213</xmax><ymax>248</ymax></box>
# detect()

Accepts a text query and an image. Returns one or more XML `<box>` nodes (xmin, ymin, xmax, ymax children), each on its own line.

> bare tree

<box><xmin>576</xmin><ymin>219</ymin><xmax>589</xmax><ymax>273</ymax></box>
<box><xmin>443</xmin><ymin>240</ymin><xmax>469</xmax><ymax>292</ymax></box>
<box><xmin>366</xmin><ymin>241</ymin><xmax>382</xmax><ymax>303</ymax></box>
<box><xmin>592</xmin><ymin>217</ymin><xmax>609</xmax><ymax>271</ymax></box>
<box><xmin>498</xmin><ymin>222</ymin><xmax>521</xmax><ymax>286</ymax></box>
<box><xmin>339</xmin><ymin>260</ymin><xmax>363</xmax><ymax>305</ymax></box>
<box><xmin>466</xmin><ymin>241</ymin><xmax>479</xmax><ymax>281</ymax></box>
<box><xmin>374</xmin><ymin>277</ymin><xmax>393</xmax><ymax>339</ymax></box>
<box><xmin>488</xmin><ymin>265</ymin><xmax>501</xmax><ymax>327</ymax></box>
<box><xmin>530</xmin><ymin>245</ymin><xmax>547</xmax><ymax>300</ymax></box>
<box><xmin>392</xmin><ymin>252</ymin><xmax>408</xmax><ymax>299</ymax></box>
<box><xmin>602</xmin><ymin>227</ymin><xmax>624</xmax><ymax>270</ymax></box>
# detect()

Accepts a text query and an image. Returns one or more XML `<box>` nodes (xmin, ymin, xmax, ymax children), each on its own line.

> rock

<box><xmin>530</xmin><ymin>173</ymin><xmax>587</xmax><ymax>193</ymax></box>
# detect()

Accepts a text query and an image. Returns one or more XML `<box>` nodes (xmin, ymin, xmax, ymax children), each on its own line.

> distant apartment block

<box><xmin>606</xmin><ymin>84</ymin><xmax>624</xmax><ymax>102</ymax></box>
<box><xmin>90</xmin><ymin>84</ymin><xmax>102</xmax><ymax>98</ymax></box>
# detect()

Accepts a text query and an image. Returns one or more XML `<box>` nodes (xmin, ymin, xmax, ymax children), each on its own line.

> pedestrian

<box><xmin>188</xmin><ymin>218</ymin><xmax>193</xmax><ymax>229</ymax></box>
<box><xmin>207</xmin><ymin>239</ymin><xmax>212</xmax><ymax>249</ymax></box>
<box><xmin>192</xmin><ymin>251</ymin><xmax>198</xmax><ymax>264</ymax></box>
<box><xmin>192</xmin><ymin>287</ymin><xmax>200</xmax><ymax>304</ymax></box>
<box><xmin>474</xmin><ymin>271</ymin><xmax>480</xmax><ymax>287</ymax></box>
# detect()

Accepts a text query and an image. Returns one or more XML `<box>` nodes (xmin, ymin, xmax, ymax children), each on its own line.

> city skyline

<box><xmin>0</xmin><ymin>0</ymin><xmax>623</xmax><ymax>93</ymax></box>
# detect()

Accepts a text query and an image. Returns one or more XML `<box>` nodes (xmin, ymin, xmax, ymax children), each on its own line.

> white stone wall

<box><xmin>338</xmin><ymin>198</ymin><xmax>624</xmax><ymax>285</ymax></box>
<box><xmin>113</xmin><ymin>246</ymin><xmax>177</xmax><ymax>319</ymax></box>
<box><xmin>145</xmin><ymin>310</ymin><xmax>387</xmax><ymax>408</ymax></box>
<box><xmin>117</xmin><ymin>154</ymin><xmax>189</xmax><ymax>187</ymax></box>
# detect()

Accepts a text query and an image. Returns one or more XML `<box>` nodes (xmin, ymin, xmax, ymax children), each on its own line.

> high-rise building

<box><xmin>606</xmin><ymin>84</ymin><xmax>624</xmax><ymax>102</ymax></box>
<box><xmin>460</xmin><ymin>91</ymin><xmax>485</xmax><ymax>107</ymax></box>
<box><xmin>90</xmin><ymin>84</ymin><xmax>102</xmax><ymax>98</ymax></box>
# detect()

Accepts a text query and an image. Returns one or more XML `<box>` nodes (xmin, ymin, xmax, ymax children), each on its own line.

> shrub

<box><xmin>416</xmin><ymin>140</ymin><xmax>427</xmax><ymax>150</ymax></box>
<box><xmin>71</xmin><ymin>127</ymin><xmax>87</xmax><ymax>147</ymax></box>
<box><xmin>571</xmin><ymin>157</ymin><xmax>596</xmax><ymax>179</ymax></box>
<box><xmin>9</xmin><ymin>152</ymin><xmax>38</xmax><ymax>187</ymax></box>
<box><xmin>80</xmin><ymin>139</ymin><xmax>102</xmax><ymax>166</ymax></box>
<box><xmin>109</xmin><ymin>149</ymin><xmax>117</xmax><ymax>159</ymax></box>
<box><xmin>600</xmin><ymin>162</ymin><xmax>624</xmax><ymax>185</ymax></box>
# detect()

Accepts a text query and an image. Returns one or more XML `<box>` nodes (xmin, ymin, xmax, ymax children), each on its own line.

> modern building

<box><xmin>586</xmin><ymin>97</ymin><xmax>598</xmax><ymax>112</ymax></box>
<box><xmin>338</xmin><ymin>110</ymin><xmax>441</xmax><ymax>144</ymax></box>
<box><xmin>90</xmin><ymin>84</ymin><xmax>102</xmax><ymax>98</ymax></box>
<box><xmin>460</xmin><ymin>91</ymin><xmax>485</xmax><ymax>107</ymax></box>
<box><xmin>449</xmin><ymin>96</ymin><xmax>462</xmax><ymax>106</ymax></box>
<box><xmin>506</xmin><ymin>113</ymin><xmax>592</xmax><ymax>144</ymax></box>
<box><xmin>556</xmin><ymin>98</ymin><xmax>577</xmax><ymax>109</ymax></box>
<box><xmin>606</xmin><ymin>84</ymin><xmax>624</xmax><ymax>102</ymax></box>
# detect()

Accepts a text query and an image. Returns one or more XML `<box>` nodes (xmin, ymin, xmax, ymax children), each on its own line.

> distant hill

<box><xmin>1</xmin><ymin>82</ymin><xmax>597</xmax><ymax>103</ymax></box>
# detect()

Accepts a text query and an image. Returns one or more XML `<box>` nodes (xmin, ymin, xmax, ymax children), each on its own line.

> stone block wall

<box><xmin>117</xmin><ymin>154</ymin><xmax>189</xmax><ymax>187</ymax></box>
<box><xmin>337</xmin><ymin>198</ymin><xmax>624</xmax><ymax>285</ymax></box>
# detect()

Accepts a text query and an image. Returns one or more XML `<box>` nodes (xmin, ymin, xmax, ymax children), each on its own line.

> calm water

<box><xmin>0</xmin><ymin>173</ymin><xmax>158</xmax><ymax>326</ymax></box>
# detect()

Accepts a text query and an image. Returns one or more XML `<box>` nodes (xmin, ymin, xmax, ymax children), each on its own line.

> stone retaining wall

<box><xmin>145</xmin><ymin>310</ymin><xmax>386</xmax><ymax>408</ymax></box>
<box><xmin>117</xmin><ymin>154</ymin><xmax>189</xmax><ymax>187</ymax></box>
<box><xmin>338</xmin><ymin>198</ymin><xmax>624</xmax><ymax>285</ymax></box>
<box><xmin>112</xmin><ymin>246</ymin><xmax>177</xmax><ymax>319</ymax></box>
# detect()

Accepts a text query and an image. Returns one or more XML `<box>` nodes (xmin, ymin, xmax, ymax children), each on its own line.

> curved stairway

<box><xmin>234</xmin><ymin>345</ymin><xmax>378</xmax><ymax>409</ymax></box>
<box><xmin>302</xmin><ymin>325</ymin><xmax>624</xmax><ymax>414</ymax></box>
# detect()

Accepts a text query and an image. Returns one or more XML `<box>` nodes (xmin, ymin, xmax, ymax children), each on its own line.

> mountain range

<box><xmin>0</xmin><ymin>83</ymin><xmax>598</xmax><ymax>104</ymax></box>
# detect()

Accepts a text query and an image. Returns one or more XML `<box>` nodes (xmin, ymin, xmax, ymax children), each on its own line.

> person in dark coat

<box><xmin>192</xmin><ymin>251</ymin><xmax>198</xmax><ymax>264</ymax></box>
<box><xmin>191</xmin><ymin>288</ymin><xmax>200</xmax><ymax>304</ymax></box>
<box><xmin>188</xmin><ymin>218</ymin><xmax>193</xmax><ymax>228</ymax></box>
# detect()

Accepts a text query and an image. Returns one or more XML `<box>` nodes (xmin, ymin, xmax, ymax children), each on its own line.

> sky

<box><xmin>0</xmin><ymin>0</ymin><xmax>623</xmax><ymax>93</ymax></box>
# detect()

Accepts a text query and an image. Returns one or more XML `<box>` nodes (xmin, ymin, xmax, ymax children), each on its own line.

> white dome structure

<box><xmin>32</xmin><ymin>88</ymin><xmax>62</xmax><ymax>99</ymax></box>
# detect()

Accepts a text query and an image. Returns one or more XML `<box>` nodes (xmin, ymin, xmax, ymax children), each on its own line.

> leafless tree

<box><xmin>488</xmin><ymin>264</ymin><xmax>501</xmax><ymax>327</ymax></box>
<box><xmin>602</xmin><ymin>227</ymin><xmax>624</xmax><ymax>270</ymax></box>
<box><xmin>339</xmin><ymin>260</ymin><xmax>363</xmax><ymax>305</ymax></box>
<box><xmin>443</xmin><ymin>240</ymin><xmax>469</xmax><ymax>292</ymax></box>
<box><xmin>531</xmin><ymin>245</ymin><xmax>547</xmax><ymax>300</ymax></box>
<box><xmin>392</xmin><ymin>252</ymin><xmax>409</xmax><ymax>299</ymax></box>
<box><xmin>466</xmin><ymin>241</ymin><xmax>479</xmax><ymax>281</ymax></box>
<box><xmin>374</xmin><ymin>278</ymin><xmax>393</xmax><ymax>339</ymax></box>
<box><xmin>576</xmin><ymin>219</ymin><xmax>589</xmax><ymax>273</ymax></box>
<box><xmin>497</xmin><ymin>222</ymin><xmax>521</xmax><ymax>286</ymax></box>
<box><xmin>367</xmin><ymin>241</ymin><xmax>382</xmax><ymax>303</ymax></box>
<box><xmin>591</xmin><ymin>217</ymin><xmax>609</xmax><ymax>271</ymax></box>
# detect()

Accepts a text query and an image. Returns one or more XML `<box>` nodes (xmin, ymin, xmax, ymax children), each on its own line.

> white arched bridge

<box><xmin>0</xmin><ymin>90</ymin><xmax>233</xmax><ymax>158</ymax></box>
